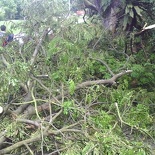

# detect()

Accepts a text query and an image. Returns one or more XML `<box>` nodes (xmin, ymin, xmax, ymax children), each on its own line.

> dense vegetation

<box><xmin>0</xmin><ymin>0</ymin><xmax>155</xmax><ymax>154</ymax></box>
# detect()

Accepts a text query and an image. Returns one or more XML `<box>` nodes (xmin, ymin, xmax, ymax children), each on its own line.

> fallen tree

<box><xmin>0</xmin><ymin>68</ymin><xmax>132</xmax><ymax>154</ymax></box>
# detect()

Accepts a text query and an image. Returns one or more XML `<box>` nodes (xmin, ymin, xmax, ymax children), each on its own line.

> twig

<box><xmin>41</xmin><ymin>123</ymin><xmax>44</xmax><ymax>155</ymax></box>
<box><xmin>16</xmin><ymin>118</ymin><xmax>43</xmax><ymax>128</ymax></box>
<box><xmin>48</xmin><ymin>146</ymin><xmax>68</xmax><ymax>155</ymax></box>
<box><xmin>92</xmin><ymin>35</ymin><xmax>102</xmax><ymax>50</ymax></box>
<box><xmin>21</xmin><ymin>70</ymin><xmax>132</xmax><ymax>118</ymax></box>
<box><xmin>114</xmin><ymin>103</ymin><xmax>155</xmax><ymax>142</ymax></box>
<box><xmin>31</xmin><ymin>87</ymin><xmax>41</xmax><ymax>120</ymax></box>
<box><xmin>89</xmin><ymin>57</ymin><xmax>114</xmax><ymax>76</ymax></box>
<box><xmin>24</xmin><ymin>143</ymin><xmax>34</xmax><ymax>155</ymax></box>
<box><xmin>36</xmin><ymin>75</ymin><xmax>49</xmax><ymax>78</ymax></box>
<box><xmin>86</xmin><ymin>144</ymin><xmax>98</xmax><ymax>155</ymax></box>
<box><xmin>31</xmin><ymin>75</ymin><xmax>52</xmax><ymax>93</ymax></box>
<box><xmin>115</xmin><ymin>102</ymin><xmax>123</xmax><ymax>127</ymax></box>
<box><xmin>1</xmin><ymin>54</ymin><xmax>9</xmax><ymax>67</ymax></box>
<box><xmin>30</xmin><ymin>28</ymin><xmax>48</xmax><ymax>66</ymax></box>
<box><xmin>0</xmin><ymin>121</ymin><xmax>84</xmax><ymax>154</ymax></box>
<box><xmin>0</xmin><ymin>133</ymin><xmax>43</xmax><ymax>154</ymax></box>
<box><xmin>50</xmin><ymin>109</ymin><xmax>63</xmax><ymax>123</ymax></box>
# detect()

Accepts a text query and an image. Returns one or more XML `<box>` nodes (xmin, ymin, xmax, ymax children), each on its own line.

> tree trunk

<box><xmin>102</xmin><ymin>0</ymin><xmax>122</xmax><ymax>32</ymax></box>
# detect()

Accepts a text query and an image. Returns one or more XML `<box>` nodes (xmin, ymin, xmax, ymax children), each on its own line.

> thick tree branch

<box><xmin>22</xmin><ymin>70</ymin><xmax>132</xmax><ymax>118</ymax></box>
<box><xmin>16</xmin><ymin>118</ymin><xmax>42</xmax><ymax>128</ymax></box>
<box><xmin>0</xmin><ymin>132</ymin><xmax>43</xmax><ymax>154</ymax></box>
<box><xmin>1</xmin><ymin>54</ymin><xmax>9</xmax><ymax>67</ymax></box>
<box><xmin>76</xmin><ymin>70</ymin><xmax>132</xmax><ymax>88</ymax></box>
<box><xmin>84</xmin><ymin>0</ymin><xmax>98</xmax><ymax>12</ymax></box>
<box><xmin>134</xmin><ymin>23</ymin><xmax>155</xmax><ymax>36</ymax></box>
<box><xmin>0</xmin><ymin>121</ymin><xmax>83</xmax><ymax>154</ymax></box>
<box><xmin>30</xmin><ymin>29</ymin><xmax>49</xmax><ymax>66</ymax></box>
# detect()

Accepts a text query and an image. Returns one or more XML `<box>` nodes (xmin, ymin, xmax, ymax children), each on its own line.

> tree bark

<box><xmin>102</xmin><ymin>0</ymin><xmax>122</xmax><ymax>32</ymax></box>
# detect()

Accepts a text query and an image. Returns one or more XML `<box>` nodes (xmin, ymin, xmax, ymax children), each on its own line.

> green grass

<box><xmin>0</xmin><ymin>20</ymin><xmax>24</xmax><ymax>34</ymax></box>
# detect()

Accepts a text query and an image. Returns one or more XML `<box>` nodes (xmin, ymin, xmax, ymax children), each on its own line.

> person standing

<box><xmin>0</xmin><ymin>25</ymin><xmax>6</xmax><ymax>37</ymax></box>
<box><xmin>0</xmin><ymin>25</ymin><xmax>14</xmax><ymax>47</ymax></box>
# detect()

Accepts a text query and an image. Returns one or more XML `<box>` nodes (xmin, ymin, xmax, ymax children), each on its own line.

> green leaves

<box><xmin>102</xmin><ymin>0</ymin><xmax>112</xmax><ymax>12</ymax></box>
<box><xmin>119</xmin><ymin>0</ymin><xmax>154</xmax><ymax>31</ymax></box>
<box><xmin>125</xmin><ymin>4</ymin><xmax>143</xmax><ymax>18</ymax></box>
<box><xmin>131</xmin><ymin>64</ymin><xmax>145</xmax><ymax>77</ymax></box>
<box><xmin>62</xmin><ymin>100</ymin><xmax>77</xmax><ymax>115</ymax></box>
<box><xmin>0</xmin><ymin>60</ymin><xmax>29</xmax><ymax>102</ymax></box>
<box><xmin>82</xmin><ymin>142</ymin><xmax>96</xmax><ymax>155</ymax></box>
<box><xmin>131</xmin><ymin>63</ymin><xmax>155</xmax><ymax>86</ymax></box>
<box><xmin>134</xmin><ymin>6</ymin><xmax>143</xmax><ymax>17</ymax></box>
<box><xmin>92</xmin><ymin>111</ymin><xmax>113</xmax><ymax>129</ymax></box>
<box><xmin>68</xmin><ymin>79</ymin><xmax>76</xmax><ymax>95</ymax></box>
<box><xmin>123</xmin><ymin>4</ymin><xmax>143</xmax><ymax>30</ymax></box>
<box><xmin>125</xmin><ymin>4</ymin><xmax>134</xmax><ymax>18</ymax></box>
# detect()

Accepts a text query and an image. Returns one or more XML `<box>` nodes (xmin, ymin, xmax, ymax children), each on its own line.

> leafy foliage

<box><xmin>0</xmin><ymin>0</ymin><xmax>23</xmax><ymax>20</ymax></box>
<box><xmin>0</xmin><ymin>0</ymin><xmax>155</xmax><ymax>155</ymax></box>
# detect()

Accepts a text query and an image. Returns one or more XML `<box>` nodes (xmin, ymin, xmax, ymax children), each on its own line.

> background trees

<box><xmin>82</xmin><ymin>0</ymin><xmax>155</xmax><ymax>32</ymax></box>
<box><xmin>0</xmin><ymin>0</ymin><xmax>23</xmax><ymax>20</ymax></box>
<box><xmin>0</xmin><ymin>0</ymin><xmax>155</xmax><ymax>154</ymax></box>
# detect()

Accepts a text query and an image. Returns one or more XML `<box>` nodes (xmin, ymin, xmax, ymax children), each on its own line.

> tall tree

<box><xmin>82</xmin><ymin>0</ymin><xmax>155</xmax><ymax>33</ymax></box>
